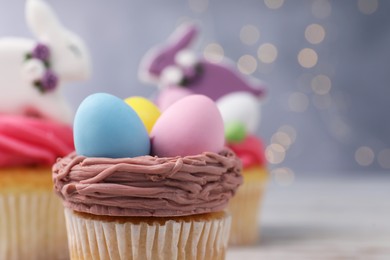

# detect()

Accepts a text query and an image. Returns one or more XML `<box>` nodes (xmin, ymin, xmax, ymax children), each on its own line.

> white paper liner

<box><xmin>65</xmin><ymin>208</ymin><xmax>231</xmax><ymax>260</ymax></box>
<box><xmin>0</xmin><ymin>191</ymin><xmax>68</xmax><ymax>260</ymax></box>
<box><xmin>227</xmin><ymin>177</ymin><xmax>266</xmax><ymax>245</ymax></box>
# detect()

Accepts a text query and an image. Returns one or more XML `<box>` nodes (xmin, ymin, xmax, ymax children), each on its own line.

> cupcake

<box><xmin>226</xmin><ymin>134</ymin><xmax>268</xmax><ymax>245</ymax></box>
<box><xmin>0</xmin><ymin>116</ymin><xmax>74</xmax><ymax>260</ymax></box>
<box><xmin>216</xmin><ymin>92</ymin><xmax>268</xmax><ymax>246</ymax></box>
<box><xmin>53</xmin><ymin>93</ymin><xmax>242</xmax><ymax>260</ymax></box>
<box><xmin>139</xmin><ymin>23</ymin><xmax>267</xmax><ymax>246</ymax></box>
<box><xmin>0</xmin><ymin>0</ymin><xmax>90</xmax><ymax>258</ymax></box>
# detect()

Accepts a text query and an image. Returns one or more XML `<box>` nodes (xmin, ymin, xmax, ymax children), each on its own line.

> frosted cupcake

<box><xmin>214</xmin><ymin>92</ymin><xmax>268</xmax><ymax>246</ymax></box>
<box><xmin>0</xmin><ymin>116</ymin><xmax>74</xmax><ymax>259</ymax></box>
<box><xmin>0</xmin><ymin>0</ymin><xmax>90</xmax><ymax>258</ymax></box>
<box><xmin>226</xmin><ymin>134</ymin><xmax>268</xmax><ymax>245</ymax></box>
<box><xmin>53</xmin><ymin>93</ymin><xmax>242</xmax><ymax>260</ymax></box>
<box><xmin>138</xmin><ymin>23</ymin><xmax>267</xmax><ymax>246</ymax></box>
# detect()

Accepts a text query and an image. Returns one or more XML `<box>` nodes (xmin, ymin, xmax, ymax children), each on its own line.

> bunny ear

<box><xmin>168</xmin><ymin>23</ymin><xmax>199</xmax><ymax>52</ymax></box>
<box><xmin>25</xmin><ymin>0</ymin><xmax>63</xmax><ymax>39</ymax></box>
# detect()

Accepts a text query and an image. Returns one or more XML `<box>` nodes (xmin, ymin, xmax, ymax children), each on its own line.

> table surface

<box><xmin>226</xmin><ymin>174</ymin><xmax>390</xmax><ymax>260</ymax></box>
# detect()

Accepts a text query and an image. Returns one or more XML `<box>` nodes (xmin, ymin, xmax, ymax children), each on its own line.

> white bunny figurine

<box><xmin>0</xmin><ymin>0</ymin><xmax>91</xmax><ymax>124</ymax></box>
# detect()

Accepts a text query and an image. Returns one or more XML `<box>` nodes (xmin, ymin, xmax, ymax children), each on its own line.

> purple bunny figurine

<box><xmin>139</xmin><ymin>24</ymin><xmax>268</xmax><ymax>247</ymax></box>
<box><xmin>139</xmin><ymin>23</ymin><xmax>266</xmax><ymax>111</ymax></box>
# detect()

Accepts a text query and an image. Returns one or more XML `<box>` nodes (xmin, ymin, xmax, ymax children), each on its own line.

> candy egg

<box><xmin>74</xmin><ymin>93</ymin><xmax>150</xmax><ymax>158</ymax></box>
<box><xmin>124</xmin><ymin>96</ymin><xmax>161</xmax><ymax>133</ymax></box>
<box><xmin>216</xmin><ymin>91</ymin><xmax>260</xmax><ymax>134</ymax></box>
<box><xmin>151</xmin><ymin>95</ymin><xmax>225</xmax><ymax>157</ymax></box>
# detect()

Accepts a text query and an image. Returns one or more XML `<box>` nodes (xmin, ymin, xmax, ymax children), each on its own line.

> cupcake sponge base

<box><xmin>227</xmin><ymin>166</ymin><xmax>267</xmax><ymax>246</ymax></box>
<box><xmin>0</xmin><ymin>167</ymin><xmax>69</xmax><ymax>260</ymax></box>
<box><xmin>65</xmin><ymin>209</ymin><xmax>231</xmax><ymax>260</ymax></box>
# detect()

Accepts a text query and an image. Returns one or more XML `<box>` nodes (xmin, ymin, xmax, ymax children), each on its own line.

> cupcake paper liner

<box><xmin>0</xmin><ymin>191</ymin><xmax>68</xmax><ymax>260</ymax></box>
<box><xmin>227</xmin><ymin>168</ymin><xmax>267</xmax><ymax>246</ymax></box>
<box><xmin>65</xmin><ymin>208</ymin><xmax>231</xmax><ymax>260</ymax></box>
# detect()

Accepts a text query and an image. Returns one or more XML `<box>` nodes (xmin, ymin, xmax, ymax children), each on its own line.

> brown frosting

<box><xmin>53</xmin><ymin>149</ymin><xmax>242</xmax><ymax>217</ymax></box>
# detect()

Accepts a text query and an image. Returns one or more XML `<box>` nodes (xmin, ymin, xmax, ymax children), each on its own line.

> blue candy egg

<box><xmin>74</xmin><ymin>93</ymin><xmax>150</xmax><ymax>158</ymax></box>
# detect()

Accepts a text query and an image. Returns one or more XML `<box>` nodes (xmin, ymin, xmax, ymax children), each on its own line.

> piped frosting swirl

<box><xmin>0</xmin><ymin>115</ymin><xmax>73</xmax><ymax>167</ymax></box>
<box><xmin>53</xmin><ymin>148</ymin><xmax>242</xmax><ymax>217</ymax></box>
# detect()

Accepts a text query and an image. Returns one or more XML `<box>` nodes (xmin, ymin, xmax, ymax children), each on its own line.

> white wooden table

<box><xmin>226</xmin><ymin>174</ymin><xmax>390</xmax><ymax>260</ymax></box>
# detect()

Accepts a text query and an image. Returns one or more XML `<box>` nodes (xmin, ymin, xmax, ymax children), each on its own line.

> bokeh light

<box><xmin>305</xmin><ymin>24</ymin><xmax>326</xmax><ymax>44</ymax></box>
<box><xmin>264</xmin><ymin>0</ymin><xmax>284</xmax><ymax>9</ymax></box>
<box><xmin>330</xmin><ymin>117</ymin><xmax>350</xmax><ymax>140</ymax></box>
<box><xmin>298</xmin><ymin>48</ymin><xmax>318</xmax><ymax>68</ymax></box>
<box><xmin>355</xmin><ymin>146</ymin><xmax>375</xmax><ymax>166</ymax></box>
<box><xmin>279</xmin><ymin>125</ymin><xmax>297</xmax><ymax>142</ymax></box>
<box><xmin>257</xmin><ymin>43</ymin><xmax>278</xmax><ymax>64</ymax></box>
<box><xmin>237</xmin><ymin>55</ymin><xmax>257</xmax><ymax>75</ymax></box>
<box><xmin>311</xmin><ymin>0</ymin><xmax>332</xmax><ymax>19</ymax></box>
<box><xmin>272</xmin><ymin>167</ymin><xmax>295</xmax><ymax>186</ymax></box>
<box><xmin>311</xmin><ymin>74</ymin><xmax>332</xmax><ymax>95</ymax></box>
<box><xmin>266</xmin><ymin>143</ymin><xmax>286</xmax><ymax>164</ymax></box>
<box><xmin>203</xmin><ymin>43</ymin><xmax>224</xmax><ymax>63</ymax></box>
<box><xmin>271</xmin><ymin>131</ymin><xmax>293</xmax><ymax>149</ymax></box>
<box><xmin>240</xmin><ymin>25</ymin><xmax>260</xmax><ymax>45</ymax></box>
<box><xmin>377</xmin><ymin>149</ymin><xmax>390</xmax><ymax>169</ymax></box>
<box><xmin>358</xmin><ymin>0</ymin><xmax>378</xmax><ymax>15</ymax></box>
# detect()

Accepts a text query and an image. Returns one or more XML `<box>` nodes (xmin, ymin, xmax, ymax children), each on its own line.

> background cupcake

<box><xmin>0</xmin><ymin>0</ymin><xmax>90</xmax><ymax>258</ymax></box>
<box><xmin>138</xmin><ymin>23</ymin><xmax>267</xmax><ymax>246</ymax></box>
<box><xmin>53</xmin><ymin>93</ymin><xmax>242</xmax><ymax>260</ymax></box>
<box><xmin>217</xmin><ymin>92</ymin><xmax>268</xmax><ymax>245</ymax></box>
<box><xmin>224</xmin><ymin>122</ymin><xmax>268</xmax><ymax>245</ymax></box>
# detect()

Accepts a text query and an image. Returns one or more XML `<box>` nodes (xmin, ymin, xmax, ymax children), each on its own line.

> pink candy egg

<box><xmin>151</xmin><ymin>95</ymin><xmax>225</xmax><ymax>157</ymax></box>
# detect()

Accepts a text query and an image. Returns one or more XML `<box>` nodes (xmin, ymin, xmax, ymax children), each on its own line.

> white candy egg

<box><xmin>216</xmin><ymin>91</ymin><xmax>261</xmax><ymax>133</ymax></box>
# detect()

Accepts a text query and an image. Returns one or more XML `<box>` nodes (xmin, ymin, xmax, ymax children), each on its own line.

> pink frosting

<box><xmin>227</xmin><ymin>135</ymin><xmax>266</xmax><ymax>168</ymax></box>
<box><xmin>0</xmin><ymin>115</ymin><xmax>74</xmax><ymax>167</ymax></box>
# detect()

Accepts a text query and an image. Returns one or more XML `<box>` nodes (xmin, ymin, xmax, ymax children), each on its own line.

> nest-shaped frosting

<box><xmin>53</xmin><ymin>149</ymin><xmax>242</xmax><ymax>217</ymax></box>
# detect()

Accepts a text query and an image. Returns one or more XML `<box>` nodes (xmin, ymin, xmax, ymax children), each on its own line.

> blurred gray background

<box><xmin>1</xmin><ymin>0</ymin><xmax>389</xmax><ymax>177</ymax></box>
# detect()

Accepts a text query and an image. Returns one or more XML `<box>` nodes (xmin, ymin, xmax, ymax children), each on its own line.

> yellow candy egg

<box><xmin>125</xmin><ymin>96</ymin><xmax>161</xmax><ymax>133</ymax></box>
